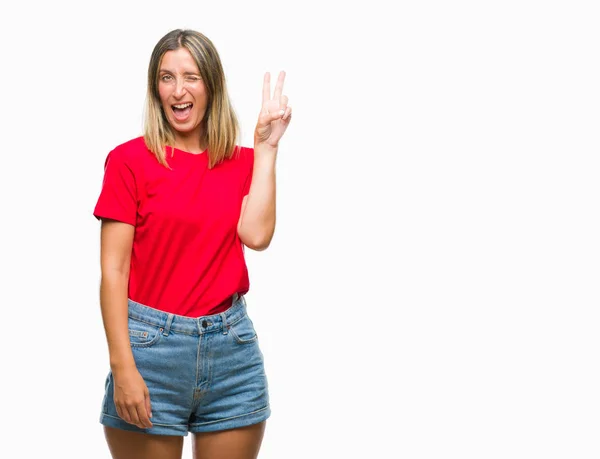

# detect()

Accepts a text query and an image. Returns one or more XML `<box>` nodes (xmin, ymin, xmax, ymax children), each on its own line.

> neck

<box><xmin>173</xmin><ymin>133</ymin><xmax>206</xmax><ymax>154</ymax></box>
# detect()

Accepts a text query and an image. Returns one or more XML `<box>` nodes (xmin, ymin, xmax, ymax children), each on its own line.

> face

<box><xmin>157</xmin><ymin>47</ymin><xmax>208</xmax><ymax>144</ymax></box>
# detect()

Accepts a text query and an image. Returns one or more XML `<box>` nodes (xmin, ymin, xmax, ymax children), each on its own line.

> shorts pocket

<box><xmin>128</xmin><ymin>316</ymin><xmax>163</xmax><ymax>348</ymax></box>
<box><xmin>229</xmin><ymin>314</ymin><xmax>258</xmax><ymax>344</ymax></box>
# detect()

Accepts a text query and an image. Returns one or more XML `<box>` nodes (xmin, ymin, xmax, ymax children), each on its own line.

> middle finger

<box><xmin>262</xmin><ymin>72</ymin><xmax>271</xmax><ymax>106</ymax></box>
<box><xmin>127</xmin><ymin>406</ymin><xmax>143</xmax><ymax>428</ymax></box>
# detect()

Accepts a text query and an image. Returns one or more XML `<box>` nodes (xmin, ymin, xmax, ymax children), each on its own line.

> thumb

<box><xmin>261</xmin><ymin>108</ymin><xmax>284</xmax><ymax>123</ymax></box>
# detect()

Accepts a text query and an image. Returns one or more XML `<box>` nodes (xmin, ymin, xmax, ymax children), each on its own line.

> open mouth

<box><xmin>172</xmin><ymin>102</ymin><xmax>193</xmax><ymax>120</ymax></box>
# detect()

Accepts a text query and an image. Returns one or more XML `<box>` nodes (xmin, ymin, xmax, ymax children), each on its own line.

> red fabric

<box><xmin>93</xmin><ymin>137</ymin><xmax>254</xmax><ymax>317</ymax></box>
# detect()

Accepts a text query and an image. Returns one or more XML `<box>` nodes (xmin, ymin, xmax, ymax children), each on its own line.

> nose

<box><xmin>174</xmin><ymin>78</ymin><xmax>186</xmax><ymax>98</ymax></box>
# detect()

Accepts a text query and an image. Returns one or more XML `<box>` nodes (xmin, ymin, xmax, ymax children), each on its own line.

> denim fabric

<box><xmin>100</xmin><ymin>294</ymin><xmax>270</xmax><ymax>436</ymax></box>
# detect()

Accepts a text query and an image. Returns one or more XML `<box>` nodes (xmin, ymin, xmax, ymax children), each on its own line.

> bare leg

<box><xmin>192</xmin><ymin>421</ymin><xmax>266</xmax><ymax>459</ymax></box>
<box><xmin>104</xmin><ymin>426</ymin><xmax>184</xmax><ymax>459</ymax></box>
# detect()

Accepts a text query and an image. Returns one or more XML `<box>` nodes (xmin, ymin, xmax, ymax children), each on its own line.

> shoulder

<box><xmin>239</xmin><ymin>145</ymin><xmax>254</xmax><ymax>155</ymax></box>
<box><xmin>108</xmin><ymin>136</ymin><xmax>151</xmax><ymax>164</ymax></box>
<box><xmin>237</xmin><ymin>145</ymin><xmax>254</xmax><ymax>165</ymax></box>
<box><xmin>222</xmin><ymin>145</ymin><xmax>253</xmax><ymax>169</ymax></box>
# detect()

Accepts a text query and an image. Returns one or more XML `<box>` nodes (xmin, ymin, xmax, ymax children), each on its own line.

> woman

<box><xmin>93</xmin><ymin>28</ymin><xmax>291</xmax><ymax>459</ymax></box>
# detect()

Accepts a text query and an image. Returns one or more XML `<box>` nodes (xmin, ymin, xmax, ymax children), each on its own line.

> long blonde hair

<box><xmin>143</xmin><ymin>29</ymin><xmax>241</xmax><ymax>169</ymax></box>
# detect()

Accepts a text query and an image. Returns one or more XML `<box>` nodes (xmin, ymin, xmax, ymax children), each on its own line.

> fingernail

<box><xmin>279</xmin><ymin>110</ymin><xmax>285</xmax><ymax>116</ymax></box>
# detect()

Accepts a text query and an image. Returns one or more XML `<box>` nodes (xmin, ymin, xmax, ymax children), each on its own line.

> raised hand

<box><xmin>254</xmin><ymin>71</ymin><xmax>292</xmax><ymax>148</ymax></box>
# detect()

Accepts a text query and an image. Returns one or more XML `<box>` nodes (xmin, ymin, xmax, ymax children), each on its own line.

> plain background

<box><xmin>1</xmin><ymin>0</ymin><xmax>599</xmax><ymax>457</ymax></box>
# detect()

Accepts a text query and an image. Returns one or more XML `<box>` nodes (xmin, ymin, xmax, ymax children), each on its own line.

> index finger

<box><xmin>136</xmin><ymin>402</ymin><xmax>153</xmax><ymax>428</ymax></box>
<box><xmin>273</xmin><ymin>71</ymin><xmax>286</xmax><ymax>100</ymax></box>
<box><xmin>262</xmin><ymin>72</ymin><xmax>271</xmax><ymax>105</ymax></box>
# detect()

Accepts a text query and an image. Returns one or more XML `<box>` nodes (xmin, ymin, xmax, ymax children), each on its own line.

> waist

<box><xmin>127</xmin><ymin>293</ymin><xmax>246</xmax><ymax>335</ymax></box>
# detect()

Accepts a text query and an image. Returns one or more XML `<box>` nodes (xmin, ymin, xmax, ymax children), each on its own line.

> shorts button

<box><xmin>202</xmin><ymin>320</ymin><xmax>208</xmax><ymax>328</ymax></box>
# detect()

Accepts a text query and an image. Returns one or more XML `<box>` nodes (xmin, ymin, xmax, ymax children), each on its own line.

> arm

<box><xmin>99</xmin><ymin>220</ymin><xmax>135</xmax><ymax>371</ymax></box>
<box><xmin>237</xmin><ymin>145</ymin><xmax>277</xmax><ymax>251</ymax></box>
<box><xmin>237</xmin><ymin>70</ymin><xmax>292</xmax><ymax>250</ymax></box>
<box><xmin>99</xmin><ymin>219</ymin><xmax>153</xmax><ymax>429</ymax></box>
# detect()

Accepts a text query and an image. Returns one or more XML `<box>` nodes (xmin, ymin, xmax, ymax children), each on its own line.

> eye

<box><xmin>186</xmin><ymin>76</ymin><xmax>201</xmax><ymax>82</ymax></box>
<box><xmin>160</xmin><ymin>75</ymin><xmax>173</xmax><ymax>82</ymax></box>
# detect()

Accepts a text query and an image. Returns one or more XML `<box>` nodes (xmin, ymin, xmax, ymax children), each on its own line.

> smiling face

<box><xmin>157</xmin><ymin>47</ymin><xmax>208</xmax><ymax>149</ymax></box>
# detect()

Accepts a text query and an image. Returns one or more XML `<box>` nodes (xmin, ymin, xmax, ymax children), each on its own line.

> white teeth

<box><xmin>173</xmin><ymin>103</ymin><xmax>192</xmax><ymax>109</ymax></box>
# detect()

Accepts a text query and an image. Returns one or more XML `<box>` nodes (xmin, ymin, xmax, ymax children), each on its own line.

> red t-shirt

<box><xmin>93</xmin><ymin>136</ymin><xmax>254</xmax><ymax>317</ymax></box>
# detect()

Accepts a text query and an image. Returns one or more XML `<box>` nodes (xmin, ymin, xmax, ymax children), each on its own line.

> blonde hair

<box><xmin>143</xmin><ymin>29</ymin><xmax>241</xmax><ymax>169</ymax></box>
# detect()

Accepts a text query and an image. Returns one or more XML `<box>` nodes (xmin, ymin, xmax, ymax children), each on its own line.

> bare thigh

<box><xmin>192</xmin><ymin>421</ymin><xmax>266</xmax><ymax>459</ymax></box>
<box><xmin>104</xmin><ymin>426</ymin><xmax>184</xmax><ymax>459</ymax></box>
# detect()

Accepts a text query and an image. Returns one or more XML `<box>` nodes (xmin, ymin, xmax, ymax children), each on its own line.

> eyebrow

<box><xmin>159</xmin><ymin>69</ymin><xmax>201</xmax><ymax>75</ymax></box>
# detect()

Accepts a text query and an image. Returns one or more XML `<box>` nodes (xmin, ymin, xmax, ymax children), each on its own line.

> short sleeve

<box><xmin>93</xmin><ymin>149</ymin><xmax>138</xmax><ymax>226</ymax></box>
<box><xmin>241</xmin><ymin>147</ymin><xmax>254</xmax><ymax>197</ymax></box>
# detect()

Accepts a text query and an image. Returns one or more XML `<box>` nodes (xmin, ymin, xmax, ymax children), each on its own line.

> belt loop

<box><xmin>220</xmin><ymin>311</ymin><xmax>228</xmax><ymax>335</ymax></box>
<box><xmin>163</xmin><ymin>314</ymin><xmax>174</xmax><ymax>336</ymax></box>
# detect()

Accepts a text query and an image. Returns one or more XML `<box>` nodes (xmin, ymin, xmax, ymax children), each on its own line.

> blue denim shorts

<box><xmin>99</xmin><ymin>294</ymin><xmax>270</xmax><ymax>436</ymax></box>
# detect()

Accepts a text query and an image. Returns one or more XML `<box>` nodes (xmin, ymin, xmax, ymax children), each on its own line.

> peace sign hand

<box><xmin>254</xmin><ymin>71</ymin><xmax>292</xmax><ymax>148</ymax></box>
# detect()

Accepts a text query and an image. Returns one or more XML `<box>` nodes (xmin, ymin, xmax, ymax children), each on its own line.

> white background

<box><xmin>1</xmin><ymin>0</ymin><xmax>599</xmax><ymax>457</ymax></box>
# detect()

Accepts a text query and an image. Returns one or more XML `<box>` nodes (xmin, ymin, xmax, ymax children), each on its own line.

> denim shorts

<box><xmin>99</xmin><ymin>294</ymin><xmax>270</xmax><ymax>435</ymax></box>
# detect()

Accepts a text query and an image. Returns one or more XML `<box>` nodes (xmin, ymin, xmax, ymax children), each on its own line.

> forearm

<box><xmin>239</xmin><ymin>144</ymin><xmax>277</xmax><ymax>250</ymax></box>
<box><xmin>100</xmin><ymin>271</ymin><xmax>136</xmax><ymax>371</ymax></box>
